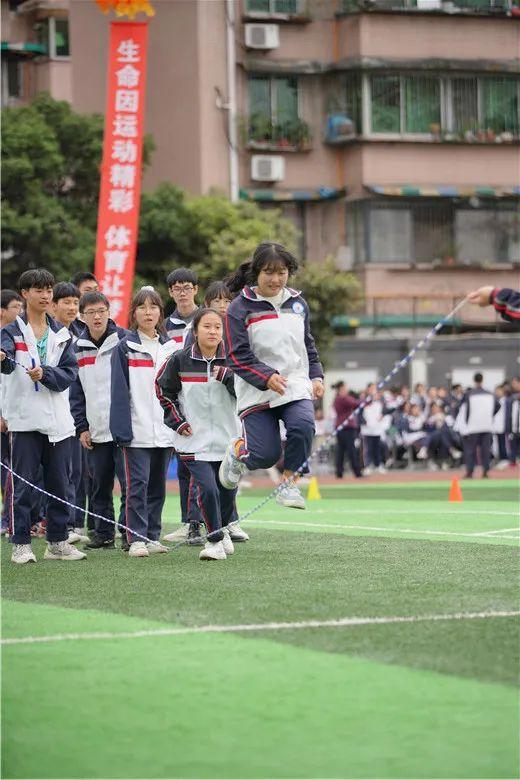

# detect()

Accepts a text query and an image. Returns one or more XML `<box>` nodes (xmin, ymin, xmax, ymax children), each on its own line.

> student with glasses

<box><xmin>70</xmin><ymin>292</ymin><xmax>131</xmax><ymax>550</ymax></box>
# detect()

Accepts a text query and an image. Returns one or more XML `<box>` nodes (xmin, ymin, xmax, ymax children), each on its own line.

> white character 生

<box><xmin>117</xmin><ymin>39</ymin><xmax>140</xmax><ymax>63</ymax></box>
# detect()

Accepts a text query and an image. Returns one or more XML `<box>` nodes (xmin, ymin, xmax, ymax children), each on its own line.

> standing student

<box><xmin>0</xmin><ymin>268</ymin><xmax>86</xmax><ymax>564</ymax></box>
<box><xmin>51</xmin><ymin>282</ymin><xmax>89</xmax><ymax>544</ymax></box>
<box><xmin>460</xmin><ymin>372</ymin><xmax>499</xmax><ymax>479</ymax></box>
<box><xmin>156</xmin><ymin>309</ymin><xmax>241</xmax><ymax>560</ymax></box>
<box><xmin>505</xmin><ymin>376</ymin><xmax>520</xmax><ymax>466</ymax></box>
<box><xmin>360</xmin><ymin>385</ymin><xmax>387</xmax><ymax>474</ymax></box>
<box><xmin>70</xmin><ymin>272</ymin><xmax>99</xmax><ymax>297</ymax></box>
<box><xmin>163</xmin><ymin>268</ymin><xmax>200</xmax><ymax>540</ymax></box>
<box><xmin>204</xmin><ymin>281</ymin><xmax>233</xmax><ymax>316</ymax></box>
<box><xmin>333</xmin><ymin>381</ymin><xmax>362</xmax><ymax>479</ymax></box>
<box><xmin>70</xmin><ymin>292</ymin><xmax>130</xmax><ymax>549</ymax></box>
<box><xmin>0</xmin><ymin>291</ymin><xmax>24</xmax><ymax>534</ymax></box>
<box><xmin>219</xmin><ymin>242</ymin><xmax>324</xmax><ymax>510</ymax></box>
<box><xmin>110</xmin><ymin>288</ymin><xmax>178</xmax><ymax>557</ymax></box>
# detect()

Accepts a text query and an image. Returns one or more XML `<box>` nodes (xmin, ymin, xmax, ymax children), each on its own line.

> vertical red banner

<box><xmin>94</xmin><ymin>21</ymin><xmax>149</xmax><ymax>326</ymax></box>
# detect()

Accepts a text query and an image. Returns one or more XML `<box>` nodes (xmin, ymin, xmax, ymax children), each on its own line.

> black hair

<box><xmin>225</xmin><ymin>242</ymin><xmax>299</xmax><ymax>294</ymax></box>
<box><xmin>204</xmin><ymin>281</ymin><xmax>232</xmax><ymax>305</ymax></box>
<box><xmin>1</xmin><ymin>290</ymin><xmax>22</xmax><ymax>309</ymax></box>
<box><xmin>331</xmin><ymin>380</ymin><xmax>345</xmax><ymax>391</ymax></box>
<box><xmin>474</xmin><ymin>372</ymin><xmax>483</xmax><ymax>384</ymax></box>
<box><xmin>79</xmin><ymin>291</ymin><xmax>110</xmax><ymax>314</ymax></box>
<box><xmin>166</xmin><ymin>268</ymin><xmax>198</xmax><ymax>288</ymax></box>
<box><xmin>18</xmin><ymin>268</ymin><xmax>55</xmax><ymax>291</ymax></box>
<box><xmin>192</xmin><ymin>307</ymin><xmax>223</xmax><ymax>334</ymax></box>
<box><xmin>129</xmin><ymin>288</ymin><xmax>165</xmax><ymax>334</ymax></box>
<box><xmin>53</xmin><ymin>282</ymin><xmax>81</xmax><ymax>303</ymax></box>
<box><xmin>70</xmin><ymin>271</ymin><xmax>97</xmax><ymax>287</ymax></box>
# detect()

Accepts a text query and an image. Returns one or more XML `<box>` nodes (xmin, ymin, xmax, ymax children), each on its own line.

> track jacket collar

<box><xmin>241</xmin><ymin>285</ymin><xmax>300</xmax><ymax>303</ymax></box>
<box><xmin>190</xmin><ymin>341</ymin><xmax>226</xmax><ymax>362</ymax></box>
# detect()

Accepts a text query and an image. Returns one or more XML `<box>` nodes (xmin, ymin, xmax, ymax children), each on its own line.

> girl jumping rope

<box><xmin>219</xmin><ymin>242</ymin><xmax>324</xmax><ymax>509</ymax></box>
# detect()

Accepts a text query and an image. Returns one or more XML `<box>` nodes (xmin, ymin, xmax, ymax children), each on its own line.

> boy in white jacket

<box><xmin>0</xmin><ymin>269</ymin><xmax>86</xmax><ymax>564</ymax></box>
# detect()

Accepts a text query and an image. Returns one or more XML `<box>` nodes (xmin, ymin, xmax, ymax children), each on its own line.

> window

<box><xmin>344</xmin><ymin>73</ymin><xmax>362</xmax><ymax>133</ymax></box>
<box><xmin>450</xmin><ymin>77</ymin><xmax>478</xmax><ymax>134</ymax></box>
<box><xmin>248</xmin><ymin>74</ymin><xmax>299</xmax><ymax>139</ymax></box>
<box><xmin>37</xmin><ymin>17</ymin><xmax>70</xmax><ymax>59</ymax></box>
<box><xmin>247</xmin><ymin>0</ymin><xmax>299</xmax><ymax>12</ymax></box>
<box><xmin>1</xmin><ymin>60</ymin><xmax>21</xmax><ymax>106</ymax></box>
<box><xmin>369</xmin><ymin>204</ymin><xmax>412</xmax><ymax>262</ymax></box>
<box><xmin>369</xmin><ymin>74</ymin><xmax>441</xmax><ymax>135</ymax></box>
<box><xmin>482</xmin><ymin>77</ymin><xmax>518</xmax><ymax>135</ymax></box>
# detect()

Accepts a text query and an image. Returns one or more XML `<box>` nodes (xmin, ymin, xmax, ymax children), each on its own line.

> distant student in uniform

<box><xmin>459</xmin><ymin>372</ymin><xmax>499</xmax><ymax>479</ymax></box>
<box><xmin>0</xmin><ymin>268</ymin><xmax>86</xmax><ymax>564</ymax></box>
<box><xmin>70</xmin><ymin>292</ymin><xmax>130</xmax><ymax>550</ymax></box>
<box><xmin>219</xmin><ymin>242</ymin><xmax>324</xmax><ymax>510</ymax></box>
<box><xmin>70</xmin><ymin>272</ymin><xmax>99</xmax><ymax>297</ymax></box>
<box><xmin>110</xmin><ymin>288</ymin><xmax>179</xmax><ymax>557</ymax></box>
<box><xmin>156</xmin><ymin>308</ymin><xmax>244</xmax><ymax>560</ymax></box>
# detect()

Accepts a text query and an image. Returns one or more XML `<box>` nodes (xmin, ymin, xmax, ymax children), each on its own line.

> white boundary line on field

<box><xmin>2</xmin><ymin>610</ymin><xmax>519</xmax><ymax>646</ymax></box>
<box><xmin>266</xmin><ymin>508</ymin><xmax>520</xmax><ymax>518</ymax></box>
<box><xmin>245</xmin><ymin>518</ymin><xmax>520</xmax><ymax>540</ymax></box>
<box><xmin>478</xmin><ymin>528</ymin><xmax>520</xmax><ymax>536</ymax></box>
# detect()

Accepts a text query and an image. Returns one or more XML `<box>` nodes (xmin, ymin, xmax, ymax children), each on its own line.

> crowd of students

<box><xmin>0</xmin><ymin>242</ymin><xmax>325</xmax><ymax>565</ymax></box>
<box><xmin>329</xmin><ymin>376</ymin><xmax>520</xmax><ymax>479</ymax></box>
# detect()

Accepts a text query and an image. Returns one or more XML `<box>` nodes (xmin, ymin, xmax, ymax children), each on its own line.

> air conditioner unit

<box><xmin>245</xmin><ymin>24</ymin><xmax>280</xmax><ymax>50</ymax></box>
<box><xmin>251</xmin><ymin>155</ymin><xmax>285</xmax><ymax>182</ymax></box>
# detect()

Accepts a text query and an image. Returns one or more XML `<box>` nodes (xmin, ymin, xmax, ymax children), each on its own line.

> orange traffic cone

<box><xmin>448</xmin><ymin>477</ymin><xmax>463</xmax><ymax>503</ymax></box>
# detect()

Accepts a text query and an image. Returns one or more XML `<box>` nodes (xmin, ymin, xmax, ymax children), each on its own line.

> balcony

<box><xmin>338</xmin><ymin>0</ymin><xmax>520</xmax><ymax>15</ymax></box>
<box><xmin>240</xmin><ymin>115</ymin><xmax>313</xmax><ymax>151</ymax></box>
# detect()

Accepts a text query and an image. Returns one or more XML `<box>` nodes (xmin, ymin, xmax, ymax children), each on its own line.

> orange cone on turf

<box><xmin>449</xmin><ymin>477</ymin><xmax>463</xmax><ymax>503</ymax></box>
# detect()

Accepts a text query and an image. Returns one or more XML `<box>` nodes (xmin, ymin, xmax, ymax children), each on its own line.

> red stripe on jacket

<box><xmin>246</xmin><ymin>313</ymin><xmax>279</xmax><ymax>328</ymax></box>
<box><xmin>128</xmin><ymin>359</ymin><xmax>154</xmax><ymax>368</ymax></box>
<box><xmin>78</xmin><ymin>356</ymin><xmax>96</xmax><ymax>367</ymax></box>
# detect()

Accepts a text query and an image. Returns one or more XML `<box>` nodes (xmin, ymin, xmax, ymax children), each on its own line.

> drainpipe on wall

<box><xmin>226</xmin><ymin>0</ymin><xmax>239</xmax><ymax>203</ymax></box>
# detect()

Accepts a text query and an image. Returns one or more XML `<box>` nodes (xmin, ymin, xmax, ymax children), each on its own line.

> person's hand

<box><xmin>312</xmin><ymin>378</ymin><xmax>324</xmax><ymax>399</ymax></box>
<box><xmin>27</xmin><ymin>365</ymin><xmax>43</xmax><ymax>382</ymax></box>
<box><xmin>267</xmin><ymin>373</ymin><xmax>287</xmax><ymax>396</ymax></box>
<box><xmin>180</xmin><ymin>424</ymin><xmax>193</xmax><ymax>436</ymax></box>
<box><xmin>467</xmin><ymin>286</ymin><xmax>494</xmax><ymax>307</ymax></box>
<box><xmin>0</xmin><ymin>351</ymin><xmax>6</xmax><ymax>362</ymax></box>
<box><xmin>79</xmin><ymin>430</ymin><xmax>93</xmax><ymax>450</ymax></box>
<box><xmin>0</xmin><ymin>417</ymin><xmax>7</xmax><ymax>433</ymax></box>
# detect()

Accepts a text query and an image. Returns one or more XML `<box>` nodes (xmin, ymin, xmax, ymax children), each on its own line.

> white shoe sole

<box><xmin>229</xmin><ymin>529</ymin><xmax>249</xmax><ymax>542</ymax></box>
<box><xmin>275</xmin><ymin>496</ymin><xmax>306</xmax><ymax>510</ymax></box>
<box><xmin>199</xmin><ymin>550</ymin><xmax>227</xmax><ymax>560</ymax></box>
<box><xmin>128</xmin><ymin>550</ymin><xmax>149</xmax><ymax>558</ymax></box>
<box><xmin>11</xmin><ymin>556</ymin><xmax>36</xmax><ymax>564</ymax></box>
<box><xmin>43</xmin><ymin>551</ymin><xmax>86</xmax><ymax>561</ymax></box>
<box><xmin>146</xmin><ymin>545</ymin><xmax>169</xmax><ymax>554</ymax></box>
<box><xmin>163</xmin><ymin>528</ymin><xmax>188</xmax><ymax>542</ymax></box>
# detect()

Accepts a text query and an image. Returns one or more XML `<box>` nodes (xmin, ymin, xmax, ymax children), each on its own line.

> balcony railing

<box><xmin>339</xmin><ymin>0</ymin><xmax>519</xmax><ymax>15</ymax></box>
<box><xmin>240</xmin><ymin>115</ymin><xmax>313</xmax><ymax>151</ymax></box>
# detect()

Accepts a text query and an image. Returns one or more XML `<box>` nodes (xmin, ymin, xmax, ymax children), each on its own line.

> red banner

<box><xmin>94</xmin><ymin>21</ymin><xmax>149</xmax><ymax>326</ymax></box>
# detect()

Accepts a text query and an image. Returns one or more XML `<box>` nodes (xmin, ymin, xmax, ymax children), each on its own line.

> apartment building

<box><xmin>1</xmin><ymin>0</ymin><xmax>71</xmax><ymax>105</ymax></box>
<box><xmin>3</xmin><ymin>0</ymin><xmax>519</xmax><ymax>328</ymax></box>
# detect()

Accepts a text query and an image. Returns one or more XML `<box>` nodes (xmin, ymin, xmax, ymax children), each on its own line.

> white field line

<box><xmin>264</xmin><ymin>508</ymin><xmax>519</xmax><ymax>518</ymax></box>
<box><xmin>478</xmin><ymin>528</ymin><xmax>520</xmax><ymax>536</ymax></box>
<box><xmin>2</xmin><ymin>610</ymin><xmax>519</xmax><ymax>647</ymax></box>
<box><xmin>246</xmin><ymin>518</ymin><xmax>519</xmax><ymax>540</ymax></box>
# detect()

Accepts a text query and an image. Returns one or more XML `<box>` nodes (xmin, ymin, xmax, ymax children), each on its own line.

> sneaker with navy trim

<box><xmin>219</xmin><ymin>439</ymin><xmax>247</xmax><ymax>490</ymax></box>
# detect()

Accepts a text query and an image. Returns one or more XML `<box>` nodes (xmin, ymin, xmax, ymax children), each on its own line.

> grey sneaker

<box><xmin>44</xmin><ymin>541</ymin><xmax>87</xmax><ymax>561</ymax></box>
<box><xmin>11</xmin><ymin>544</ymin><xmax>37</xmax><ymax>564</ymax></box>
<box><xmin>199</xmin><ymin>541</ymin><xmax>227</xmax><ymax>561</ymax></box>
<box><xmin>228</xmin><ymin>522</ymin><xmax>249</xmax><ymax>542</ymax></box>
<box><xmin>221</xmin><ymin>527</ymin><xmax>234</xmax><ymax>556</ymax></box>
<box><xmin>275</xmin><ymin>482</ymin><xmax>306</xmax><ymax>510</ymax></box>
<box><xmin>219</xmin><ymin>439</ymin><xmax>247</xmax><ymax>490</ymax></box>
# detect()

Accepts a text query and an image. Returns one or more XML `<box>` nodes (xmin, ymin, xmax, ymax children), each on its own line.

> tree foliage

<box><xmin>2</xmin><ymin>95</ymin><xmax>361</xmax><ymax>359</ymax></box>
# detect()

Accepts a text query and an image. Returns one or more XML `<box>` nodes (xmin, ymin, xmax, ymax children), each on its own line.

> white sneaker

<box><xmin>496</xmin><ymin>460</ymin><xmax>510</xmax><ymax>471</ymax></box>
<box><xmin>428</xmin><ymin>462</ymin><xmax>439</xmax><ymax>471</ymax></box>
<box><xmin>219</xmin><ymin>439</ymin><xmax>247</xmax><ymax>490</ymax></box>
<box><xmin>146</xmin><ymin>541</ymin><xmax>169</xmax><ymax>554</ymax></box>
<box><xmin>417</xmin><ymin>446</ymin><xmax>428</xmax><ymax>460</ymax></box>
<box><xmin>199</xmin><ymin>540</ymin><xmax>227</xmax><ymax>561</ymax></box>
<box><xmin>228</xmin><ymin>522</ymin><xmax>249</xmax><ymax>542</ymax></box>
<box><xmin>163</xmin><ymin>525</ymin><xmax>188</xmax><ymax>542</ymax></box>
<box><xmin>450</xmin><ymin>447</ymin><xmax>463</xmax><ymax>460</ymax></box>
<box><xmin>44</xmin><ymin>541</ymin><xmax>87</xmax><ymax>561</ymax></box>
<box><xmin>362</xmin><ymin>466</ymin><xmax>373</xmax><ymax>476</ymax></box>
<box><xmin>275</xmin><ymin>482</ymin><xmax>306</xmax><ymax>510</ymax></box>
<box><xmin>11</xmin><ymin>544</ymin><xmax>36</xmax><ymax>564</ymax></box>
<box><xmin>128</xmin><ymin>541</ymin><xmax>149</xmax><ymax>557</ymax></box>
<box><xmin>221</xmin><ymin>528</ymin><xmax>234</xmax><ymax>555</ymax></box>
<box><xmin>377</xmin><ymin>465</ymin><xmax>387</xmax><ymax>474</ymax></box>
<box><xmin>67</xmin><ymin>528</ymin><xmax>90</xmax><ymax>544</ymax></box>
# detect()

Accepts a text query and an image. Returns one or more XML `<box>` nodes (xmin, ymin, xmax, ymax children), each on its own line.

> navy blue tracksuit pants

<box><xmin>121</xmin><ymin>447</ymin><xmax>170</xmax><ymax>544</ymax></box>
<box><xmin>183</xmin><ymin>459</ymin><xmax>237</xmax><ymax>543</ymax></box>
<box><xmin>87</xmin><ymin>442</ymin><xmax>127</xmax><ymax>540</ymax></box>
<box><xmin>335</xmin><ymin>428</ymin><xmax>362</xmax><ymax>478</ymax></box>
<box><xmin>463</xmin><ymin>432</ymin><xmax>492</xmax><ymax>476</ymax></box>
<box><xmin>176</xmin><ymin>453</ymin><xmax>201</xmax><ymax>525</ymax></box>
<box><xmin>10</xmin><ymin>432</ymin><xmax>70</xmax><ymax>545</ymax></box>
<box><xmin>66</xmin><ymin>437</ymin><xmax>84</xmax><ymax>530</ymax></box>
<box><xmin>240</xmin><ymin>399</ymin><xmax>315</xmax><ymax>473</ymax></box>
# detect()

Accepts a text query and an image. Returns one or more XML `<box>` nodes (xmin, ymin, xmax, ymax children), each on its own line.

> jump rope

<box><xmin>0</xmin><ymin>296</ymin><xmax>468</xmax><ymax>548</ymax></box>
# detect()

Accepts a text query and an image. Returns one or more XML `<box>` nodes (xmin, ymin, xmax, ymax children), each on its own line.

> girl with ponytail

<box><xmin>220</xmin><ymin>242</ymin><xmax>324</xmax><ymax>509</ymax></box>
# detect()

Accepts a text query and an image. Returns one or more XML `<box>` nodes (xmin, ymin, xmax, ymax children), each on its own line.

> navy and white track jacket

<box><xmin>110</xmin><ymin>330</ymin><xmax>180</xmax><ymax>448</ymax></box>
<box><xmin>490</xmin><ymin>288</ymin><xmax>520</xmax><ymax>326</ymax></box>
<box><xmin>224</xmin><ymin>286</ymin><xmax>323</xmax><ymax>415</ymax></box>
<box><xmin>70</xmin><ymin>320</ymin><xmax>130</xmax><ymax>443</ymax></box>
<box><xmin>459</xmin><ymin>388</ymin><xmax>500</xmax><ymax>434</ymax></box>
<box><xmin>156</xmin><ymin>341</ymin><xmax>240</xmax><ymax>461</ymax></box>
<box><xmin>1</xmin><ymin>314</ymin><xmax>77</xmax><ymax>442</ymax></box>
<box><xmin>163</xmin><ymin>308</ymin><xmax>198</xmax><ymax>346</ymax></box>
<box><xmin>505</xmin><ymin>392</ymin><xmax>520</xmax><ymax>435</ymax></box>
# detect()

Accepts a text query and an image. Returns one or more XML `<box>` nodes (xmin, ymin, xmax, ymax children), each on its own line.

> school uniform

<box><xmin>224</xmin><ymin>286</ymin><xmax>323</xmax><ymax>472</ymax></box>
<box><xmin>156</xmin><ymin>341</ymin><xmax>240</xmax><ymax>542</ymax></box>
<box><xmin>459</xmin><ymin>387</ymin><xmax>500</xmax><ymax>476</ymax></box>
<box><xmin>1</xmin><ymin>314</ymin><xmax>78</xmax><ymax>545</ymax></box>
<box><xmin>70</xmin><ymin>320</ymin><xmax>130</xmax><ymax>541</ymax></box>
<box><xmin>492</xmin><ymin>396</ymin><xmax>508</xmax><ymax>462</ymax></box>
<box><xmin>505</xmin><ymin>392</ymin><xmax>520</xmax><ymax>465</ymax></box>
<box><xmin>361</xmin><ymin>401</ymin><xmax>386</xmax><ymax>468</ymax></box>
<box><xmin>490</xmin><ymin>288</ymin><xmax>520</xmax><ymax>326</ymax></box>
<box><xmin>163</xmin><ymin>308</ymin><xmax>198</xmax><ymax>522</ymax></box>
<box><xmin>110</xmin><ymin>331</ymin><xmax>179</xmax><ymax>544</ymax></box>
<box><xmin>333</xmin><ymin>393</ymin><xmax>362</xmax><ymax>478</ymax></box>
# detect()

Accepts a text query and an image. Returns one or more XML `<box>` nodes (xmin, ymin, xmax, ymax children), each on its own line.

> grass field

<box><xmin>2</xmin><ymin>478</ymin><xmax>519</xmax><ymax>779</ymax></box>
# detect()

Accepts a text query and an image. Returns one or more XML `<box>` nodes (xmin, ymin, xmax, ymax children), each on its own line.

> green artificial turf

<box><xmin>2</xmin><ymin>479</ymin><xmax>519</xmax><ymax>779</ymax></box>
